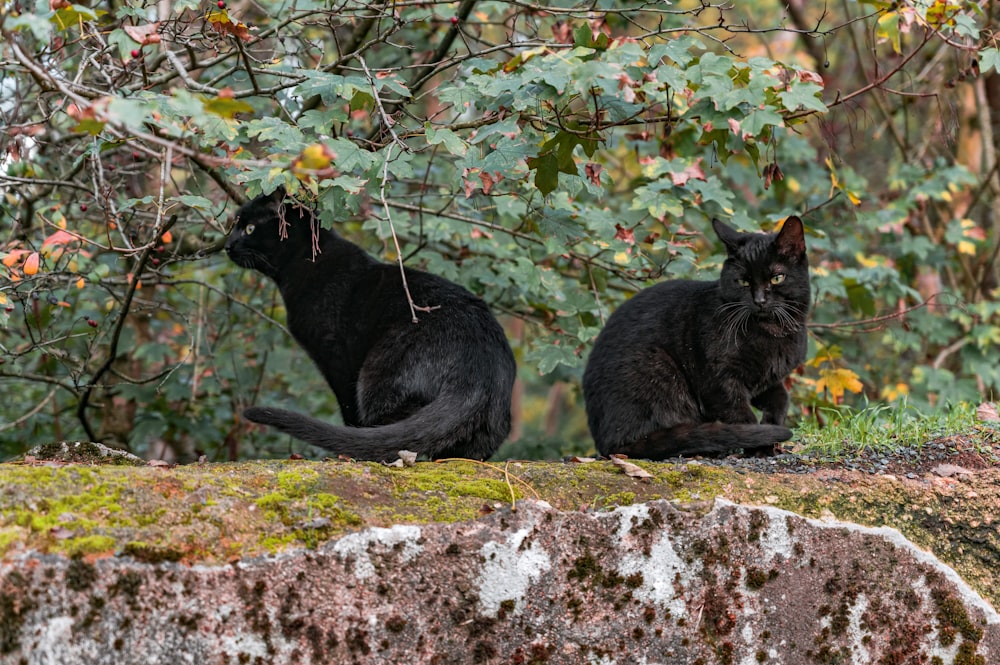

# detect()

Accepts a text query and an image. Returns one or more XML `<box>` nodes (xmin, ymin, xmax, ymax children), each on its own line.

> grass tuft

<box><xmin>793</xmin><ymin>399</ymin><xmax>983</xmax><ymax>457</ymax></box>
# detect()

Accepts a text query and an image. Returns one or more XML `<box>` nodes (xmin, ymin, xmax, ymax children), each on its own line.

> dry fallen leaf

<box><xmin>976</xmin><ymin>402</ymin><xmax>999</xmax><ymax>422</ymax></box>
<box><xmin>398</xmin><ymin>450</ymin><xmax>418</xmax><ymax>467</ymax></box>
<box><xmin>610</xmin><ymin>454</ymin><xmax>653</xmax><ymax>480</ymax></box>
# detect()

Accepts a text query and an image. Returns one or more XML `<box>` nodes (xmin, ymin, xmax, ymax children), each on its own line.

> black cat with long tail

<box><xmin>583</xmin><ymin>217</ymin><xmax>810</xmax><ymax>460</ymax></box>
<box><xmin>225</xmin><ymin>188</ymin><xmax>516</xmax><ymax>462</ymax></box>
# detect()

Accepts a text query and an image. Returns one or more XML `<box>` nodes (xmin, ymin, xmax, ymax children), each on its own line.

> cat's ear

<box><xmin>712</xmin><ymin>218</ymin><xmax>743</xmax><ymax>254</ymax></box>
<box><xmin>775</xmin><ymin>215</ymin><xmax>806</xmax><ymax>258</ymax></box>
<box><xmin>265</xmin><ymin>184</ymin><xmax>287</xmax><ymax>205</ymax></box>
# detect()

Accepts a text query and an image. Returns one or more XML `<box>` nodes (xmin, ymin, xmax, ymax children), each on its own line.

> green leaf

<box><xmin>172</xmin><ymin>195</ymin><xmax>215</xmax><ymax>210</ymax></box>
<box><xmin>108</xmin><ymin>28</ymin><xmax>138</xmax><ymax>60</ymax></box>
<box><xmin>843</xmin><ymin>277</ymin><xmax>876</xmax><ymax>317</ymax></box>
<box><xmin>876</xmin><ymin>11</ymin><xmax>901</xmax><ymax>54</ymax></box>
<box><xmin>425</xmin><ymin>126</ymin><xmax>468</xmax><ymax>156</ymax></box>
<box><xmin>4</xmin><ymin>11</ymin><xmax>54</xmax><ymax>40</ymax></box>
<box><xmin>527</xmin><ymin>152</ymin><xmax>559</xmax><ymax>196</ymax></box>
<box><xmin>51</xmin><ymin>4</ymin><xmax>102</xmax><ymax>31</ymax></box>
<box><xmin>979</xmin><ymin>47</ymin><xmax>1000</xmax><ymax>74</ymax></box>
<box><xmin>246</xmin><ymin>117</ymin><xmax>305</xmax><ymax>148</ymax></box>
<box><xmin>779</xmin><ymin>81</ymin><xmax>827</xmax><ymax>113</ymax></box>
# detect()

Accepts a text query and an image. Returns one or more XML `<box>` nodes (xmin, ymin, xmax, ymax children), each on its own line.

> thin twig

<box><xmin>359</xmin><ymin>56</ymin><xmax>410</xmax><ymax>152</ymax></box>
<box><xmin>378</xmin><ymin>144</ymin><xmax>439</xmax><ymax>323</ymax></box>
<box><xmin>0</xmin><ymin>388</ymin><xmax>57</xmax><ymax>433</ymax></box>
<box><xmin>435</xmin><ymin>457</ymin><xmax>542</xmax><ymax>501</ymax></box>
<box><xmin>807</xmin><ymin>295</ymin><xmax>941</xmax><ymax>331</ymax></box>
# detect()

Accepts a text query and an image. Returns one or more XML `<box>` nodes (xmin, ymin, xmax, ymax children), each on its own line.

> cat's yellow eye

<box><xmin>245</xmin><ymin>224</ymin><xmax>256</xmax><ymax>235</ymax></box>
<box><xmin>738</xmin><ymin>278</ymin><xmax>750</xmax><ymax>287</ymax></box>
<box><xmin>770</xmin><ymin>274</ymin><xmax>785</xmax><ymax>285</ymax></box>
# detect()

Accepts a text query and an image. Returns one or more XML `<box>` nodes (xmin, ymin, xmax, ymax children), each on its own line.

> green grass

<box><xmin>793</xmin><ymin>400</ymin><xmax>985</xmax><ymax>457</ymax></box>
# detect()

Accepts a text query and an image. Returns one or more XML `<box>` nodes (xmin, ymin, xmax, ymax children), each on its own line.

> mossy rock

<box><xmin>24</xmin><ymin>441</ymin><xmax>146</xmax><ymax>467</ymax></box>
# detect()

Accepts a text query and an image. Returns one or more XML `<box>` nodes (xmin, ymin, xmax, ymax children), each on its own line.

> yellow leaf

<box><xmin>855</xmin><ymin>252</ymin><xmax>881</xmax><ymax>268</ymax></box>
<box><xmin>880</xmin><ymin>382</ymin><xmax>910</xmax><ymax>402</ymax></box>
<box><xmin>76</xmin><ymin>277</ymin><xmax>86</xmax><ymax>289</ymax></box>
<box><xmin>23</xmin><ymin>252</ymin><xmax>40</xmax><ymax>276</ymax></box>
<box><xmin>816</xmin><ymin>368</ymin><xmax>864</xmax><ymax>400</ymax></box>
<box><xmin>292</xmin><ymin>144</ymin><xmax>338</xmax><ymax>181</ymax></box>
<box><xmin>613</xmin><ymin>251</ymin><xmax>630</xmax><ymax>265</ymax></box>
<box><xmin>958</xmin><ymin>240</ymin><xmax>976</xmax><ymax>256</ymax></box>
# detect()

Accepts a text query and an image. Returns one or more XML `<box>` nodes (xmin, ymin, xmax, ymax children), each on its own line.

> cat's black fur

<box><xmin>225</xmin><ymin>188</ymin><xmax>516</xmax><ymax>462</ymax></box>
<box><xmin>582</xmin><ymin>217</ymin><xmax>810</xmax><ymax>460</ymax></box>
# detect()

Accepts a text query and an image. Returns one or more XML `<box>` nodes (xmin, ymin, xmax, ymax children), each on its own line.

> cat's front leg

<box><xmin>752</xmin><ymin>383</ymin><xmax>789</xmax><ymax>425</ymax></box>
<box><xmin>702</xmin><ymin>382</ymin><xmax>758</xmax><ymax>424</ymax></box>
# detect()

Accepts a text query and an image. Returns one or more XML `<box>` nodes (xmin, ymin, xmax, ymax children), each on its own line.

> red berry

<box><xmin>131</xmin><ymin>49</ymin><xmax>141</xmax><ymax>58</ymax></box>
<box><xmin>80</xmin><ymin>203</ymin><xmax>88</xmax><ymax>212</ymax></box>
<box><xmin>87</xmin><ymin>319</ymin><xmax>98</xmax><ymax>328</ymax></box>
<box><xmin>132</xmin><ymin>151</ymin><xmax>142</xmax><ymax>159</ymax></box>
<box><xmin>151</xmin><ymin>258</ymin><xmax>160</xmax><ymax>266</ymax></box>
<box><xmin>450</xmin><ymin>16</ymin><xmax>459</xmax><ymax>25</ymax></box>
<box><xmin>217</xmin><ymin>1</ymin><xmax>225</xmax><ymax>7</ymax></box>
<box><xmin>156</xmin><ymin>245</ymin><xmax>165</xmax><ymax>253</ymax></box>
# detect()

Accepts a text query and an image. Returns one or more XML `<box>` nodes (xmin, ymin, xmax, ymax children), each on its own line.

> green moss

<box><xmin>58</xmin><ymin>535</ymin><xmax>116</xmax><ymax>556</ymax></box>
<box><xmin>0</xmin><ymin>528</ymin><xmax>23</xmax><ymax>554</ymax></box>
<box><xmin>596</xmin><ymin>492</ymin><xmax>636</xmax><ymax>508</ymax></box>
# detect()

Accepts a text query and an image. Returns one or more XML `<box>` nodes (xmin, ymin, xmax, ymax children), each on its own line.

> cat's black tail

<box><xmin>243</xmin><ymin>389</ymin><xmax>509</xmax><ymax>463</ymax></box>
<box><xmin>603</xmin><ymin>422</ymin><xmax>792</xmax><ymax>461</ymax></box>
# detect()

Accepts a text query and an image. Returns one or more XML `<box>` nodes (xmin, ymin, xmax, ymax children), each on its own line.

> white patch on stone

<box><xmin>759</xmin><ymin>513</ymin><xmax>794</xmax><ymax>563</ymax></box>
<box><xmin>714</xmin><ymin>498</ymin><xmax>1000</xmax><ymax>626</ymax></box>
<box><xmin>219</xmin><ymin>632</ymin><xmax>270</xmax><ymax>661</ymax></box>
<box><xmin>330</xmin><ymin>524</ymin><xmax>423</xmax><ymax>581</ymax></box>
<box><xmin>614</xmin><ymin>502</ymin><xmax>651</xmax><ymax>537</ymax></box>
<box><xmin>477</xmin><ymin>519</ymin><xmax>552</xmax><ymax>616</ymax></box>
<box><xmin>847</xmin><ymin>592</ymin><xmax>870</xmax><ymax>665</ymax></box>
<box><xmin>615</xmin><ymin>505</ymin><xmax>693</xmax><ymax>616</ymax></box>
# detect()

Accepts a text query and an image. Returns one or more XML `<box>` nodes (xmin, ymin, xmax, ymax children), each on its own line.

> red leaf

<box><xmin>669</xmin><ymin>159</ymin><xmax>706</xmax><ymax>186</ymax></box>
<box><xmin>614</xmin><ymin>224</ymin><xmax>635</xmax><ymax>245</ymax></box>
<box><xmin>584</xmin><ymin>163</ymin><xmax>602</xmax><ymax>186</ymax></box>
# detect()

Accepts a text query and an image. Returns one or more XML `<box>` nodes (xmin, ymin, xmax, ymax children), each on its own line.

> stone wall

<box><xmin>3</xmin><ymin>499</ymin><xmax>997</xmax><ymax>664</ymax></box>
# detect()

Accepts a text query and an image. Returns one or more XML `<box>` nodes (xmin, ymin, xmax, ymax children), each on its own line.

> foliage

<box><xmin>1</xmin><ymin>0</ymin><xmax>999</xmax><ymax>459</ymax></box>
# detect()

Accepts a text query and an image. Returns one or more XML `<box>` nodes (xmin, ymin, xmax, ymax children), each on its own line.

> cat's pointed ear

<box><xmin>712</xmin><ymin>218</ymin><xmax>743</xmax><ymax>253</ymax></box>
<box><xmin>775</xmin><ymin>215</ymin><xmax>806</xmax><ymax>258</ymax></box>
<box><xmin>266</xmin><ymin>184</ymin><xmax>287</xmax><ymax>205</ymax></box>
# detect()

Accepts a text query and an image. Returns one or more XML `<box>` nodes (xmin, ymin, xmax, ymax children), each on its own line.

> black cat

<box><xmin>225</xmin><ymin>188</ymin><xmax>516</xmax><ymax>462</ymax></box>
<box><xmin>582</xmin><ymin>216</ymin><xmax>810</xmax><ymax>460</ymax></box>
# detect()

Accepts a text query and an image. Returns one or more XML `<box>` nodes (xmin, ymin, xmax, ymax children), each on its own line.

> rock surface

<box><xmin>1</xmin><ymin>498</ymin><xmax>998</xmax><ymax>664</ymax></box>
<box><xmin>4</xmin><ymin>447</ymin><xmax>1000</xmax><ymax>665</ymax></box>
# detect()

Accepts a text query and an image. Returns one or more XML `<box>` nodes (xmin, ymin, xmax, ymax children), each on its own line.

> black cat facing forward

<box><xmin>583</xmin><ymin>217</ymin><xmax>810</xmax><ymax>460</ymax></box>
<box><xmin>225</xmin><ymin>188</ymin><xmax>516</xmax><ymax>462</ymax></box>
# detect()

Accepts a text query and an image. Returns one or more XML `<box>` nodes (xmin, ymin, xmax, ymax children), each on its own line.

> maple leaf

<box><xmin>614</xmin><ymin>224</ymin><xmax>635</xmax><ymax>245</ymax></box>
<box><xmin>207</xmin><ymin>10</ymin><xmax>253</xmax><ymax>42</ymax></box>
<box><xmin>124</xmin><ymin>23</ymin><xmax>162</xmax><ymax>46</ymax></box>
<box><xmin>669</xmin><ymin>159</ymin><xmax>706</xmax><ymax>186</ymax></box>
<box><xmin>478</xmin><ymin>171</ymin><xmax>501</xmax><ymax>195</ymax></box>
<box><xmin>816</xmin><ymin>368</ymin><xmax>864</xmax><ymax>402</ymax></box>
